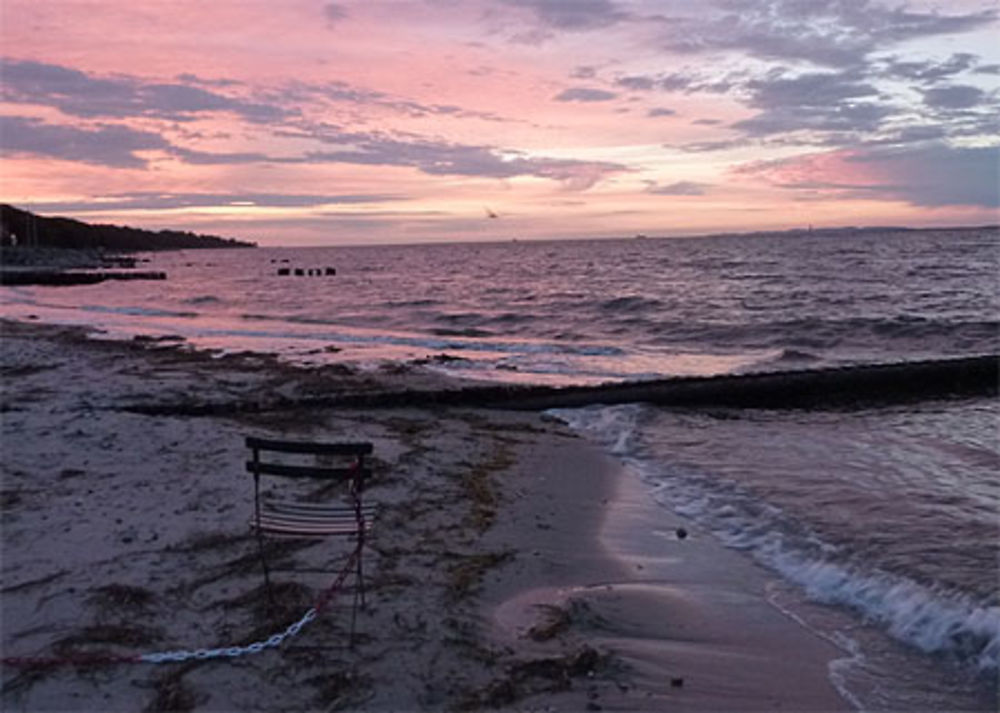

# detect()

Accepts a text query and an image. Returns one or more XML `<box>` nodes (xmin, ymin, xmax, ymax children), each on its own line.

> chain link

<box><xmin>138</xmin><ymin>602</ymin><xmax>324</xmax><ymax>664</ymax></box>
<box><xmin>138</xmin><ymin>545</ymin><xmax>358</xmax><ymax>665</ymax></box>
<box><xmin>5</xmin><ymin>543</ymin><xmax>361</xmax><ymax>669</ymax></box>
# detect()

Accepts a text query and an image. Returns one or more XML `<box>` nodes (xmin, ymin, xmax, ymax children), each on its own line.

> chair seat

<box><xmin>252</xmin><ymin>500</ymin><xmax>378</xmax><ymax>537</ymax></box>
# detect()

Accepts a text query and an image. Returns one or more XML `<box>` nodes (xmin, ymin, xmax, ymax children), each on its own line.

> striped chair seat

<box><xmin>253</xmin><ymin>500</ymin><xmax>378</xmax><ymax>537</ymax></box>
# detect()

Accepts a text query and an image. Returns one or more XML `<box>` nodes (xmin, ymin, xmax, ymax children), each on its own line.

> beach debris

<box><xmin>445</xmin><ymin>550</ymin><xmax>514</xmax><ymax>600</ymax></box>
<box><xmin>306</xmin><ymin>669</ymin><xmax>370</xmax><ymax>710</ymax></box>
<box><xmin>464</xmin><ymin>646</ymin><xmax>610</xmax><ymax>708</ymax></box>
<box><xmin>148</xmin><ymin>674</ymin><xmax>199</xmax><ymax>713</ymax></box>
<box><xmin>527</xmin><ymin>604</ymin><xmax>571</xmax><ymax>642</ymax></box>
<box><xmin>89</xmin><ymin>583</ymin><xmax>156</xmax><ymax>610</ymax></box>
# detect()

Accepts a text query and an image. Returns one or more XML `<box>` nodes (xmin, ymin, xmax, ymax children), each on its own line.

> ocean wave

<box><xmin>382</xmin><ymin>298</ymin><xmax>441</xmax><ymax>308</ymax></box>
<box><xmin>433</xmin><ymin>311</ymin><xmax>539</xmax><ymax>329</ymax></box>
<box><xmin>239</xmin><ymin>312</ymin><xmax>380</xmax><ymax>329</ymax></box>
<box><xmin>430</xmin><ymin>327</ymin><xmax>497</xmax><ymax>338</ymax></box>
<box><xmin>183</xmin><ymin>295</ymin><xmax>222</xmax><ymax>305</ymax></box>
<box><xmin>679</xmin><ymin>484</ymin><xmax>1000</xmax><ymax>671</ymax></box>
<box><xmin>765</xmin><ymin>553</ymin><xmax>1000</xmax><ymax>671</ymax></box>
<box><xmin>645</xmin><ymin>317</ymin><xmax>1000</xmax><ymax>352</ymax></box>
<box><xmin>599</xmin><ymin>295</ymin><xmax>665</xmax><ymax>313</ymax></box>
<box><xmin>489</xmin><ymin>311</ymin><xmax>537</xmax><ymax>325</ymax></box>
<box><xmin>221</xmin><ymin>317</ymin><xmax>627</xmax><ymax>360</ymax></box>
<box><xmin>80</xmin><ymin>305</ymin><xmax>198</xmax><ymax>319</ymax></box>
<box><xmin>548</xmin><ymin>403</ymin><xmax>1000</xmax><ymax>672</ymax></box>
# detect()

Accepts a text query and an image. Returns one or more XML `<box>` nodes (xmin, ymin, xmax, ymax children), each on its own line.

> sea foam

<box><xmin>549</xmin><ymin>403</ymin><xmax>1000</xmax><ymax>672</ymax></box>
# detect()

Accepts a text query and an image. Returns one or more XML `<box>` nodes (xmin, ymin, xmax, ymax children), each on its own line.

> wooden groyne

<box><xmin>0</xmin><ymin>270</ymin><xmax>166</xmax><ymax>286</ymax></box>
<box><xmin>123</xmin><ymin>354</ymin><xmax>998</xmax><ymax>417</ymax></box>
<box><xmin>276</xmin><ymin>267</ymin><xmax>336</xmax><ymax>276</ymax></box>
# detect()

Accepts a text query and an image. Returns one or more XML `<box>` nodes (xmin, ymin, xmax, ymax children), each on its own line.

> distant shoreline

<box><xmin>1</xmin><ymin>204</ymin><xmax>256</xmax><ymax>252</ymax></box>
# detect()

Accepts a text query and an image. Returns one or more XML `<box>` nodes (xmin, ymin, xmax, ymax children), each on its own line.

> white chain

<box><xmin>139</xmin><ymin>608</ymin><xmax>318</xmax><ymax>664</ymax></box>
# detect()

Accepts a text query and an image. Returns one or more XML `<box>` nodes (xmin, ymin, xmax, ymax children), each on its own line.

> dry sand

<box><xmin>1</xmin><ymin>320</ymin><xmax>851</xmax><ymax>711</ymax></box>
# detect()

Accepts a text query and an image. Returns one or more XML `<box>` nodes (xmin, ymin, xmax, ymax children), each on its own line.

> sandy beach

<box><xmin>1</xmin><ymin>319</ymin><xmax>852</xmax><ymax>711</ymax></box>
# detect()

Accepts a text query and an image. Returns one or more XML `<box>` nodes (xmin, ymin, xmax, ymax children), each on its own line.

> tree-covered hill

<box><xmin>1</xmin><ymin>204</ymin><xmax>256</xmax><ymax>250</ymax></box>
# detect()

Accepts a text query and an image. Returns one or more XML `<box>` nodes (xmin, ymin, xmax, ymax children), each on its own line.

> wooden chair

<box><xmin>246</xmin><ymin>436</ymin><xmax>376</xmax><ymax>641</ymax></box>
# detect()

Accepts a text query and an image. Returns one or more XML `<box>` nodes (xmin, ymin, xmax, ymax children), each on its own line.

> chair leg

<box><xmin>347</xmin><ymin>538</ymin><xmax>366</xmax><ymax>647</ymax></box>
<box><xmin>349</xmin><ymin>587</ymin><xmax>358</xmax><ymax>648</ymax></box>
<box><xmin>357</xmin><ymin>547</ymin><xmax>366</xmax><ymax>609</ymax></box>
<box><xmin>254</xmin><ymin>529</ymin><xmax>277</xmax><ymax>612</ymax></box>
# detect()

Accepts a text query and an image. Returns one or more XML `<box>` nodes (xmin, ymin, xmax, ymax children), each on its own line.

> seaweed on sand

<box><xmin>457</xmin><ymin>646</ymin><xmax>611</xmax><ymax>710</ymax></box>
<box><xmin>445</xmin><ymin>550</ymin><xmax>515</xmax><ymax>601</ymax></box>
<box><xmin>89</xmin><ymin>583</ymin><xmax>156</xmax><ymax>610</ymax></box>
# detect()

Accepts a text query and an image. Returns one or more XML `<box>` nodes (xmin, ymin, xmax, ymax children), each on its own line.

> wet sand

<box><xmin>479</xmin><ymin>438</ymin><xmax>851</xmax><ymax>711</ymax></box>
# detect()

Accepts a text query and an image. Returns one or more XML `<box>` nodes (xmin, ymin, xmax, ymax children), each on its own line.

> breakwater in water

<box><xmin>0</xmin><ymin>270</ymin><xmax>167</xmax><ymax>286</ymax></box>
<box><xmin>123</xmin><ymin>354</ymin><xmax>998</xmax><ymax>416</ymax></box>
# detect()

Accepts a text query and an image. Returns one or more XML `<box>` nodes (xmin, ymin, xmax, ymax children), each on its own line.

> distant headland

<box><xmin>0</xmin><ymin>204</ymin><xmax>256</xmax><ymax>251</ymax></box>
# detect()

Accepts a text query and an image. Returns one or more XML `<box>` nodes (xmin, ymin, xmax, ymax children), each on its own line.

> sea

<box><xmin>2</xmin><ymin>226</ymin><xmax>998</xmax><ymax>709</ymax></box>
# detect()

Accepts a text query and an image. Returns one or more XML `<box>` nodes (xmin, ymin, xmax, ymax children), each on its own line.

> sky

<box><xmin>1</xmin><ymin>0</ymin><xmax>998</xmax><ymax>245</ymax></box>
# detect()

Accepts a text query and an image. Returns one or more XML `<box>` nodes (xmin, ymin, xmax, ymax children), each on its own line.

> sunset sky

<box><xmin>2</xmin><ymin>0</ymin><xmax>998</xmax><ymax>245</ymax></box>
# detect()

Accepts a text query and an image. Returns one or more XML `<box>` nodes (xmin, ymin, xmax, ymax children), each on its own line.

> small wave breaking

<box><xmin>548</xmin><ymin>403</ymin><xmax>1000</xmax><ymax>673</ymax></box>
<box><xmin>80</xmin><ymin>305</ymin><xmax>198</xmax><ymax>319</ymax></box>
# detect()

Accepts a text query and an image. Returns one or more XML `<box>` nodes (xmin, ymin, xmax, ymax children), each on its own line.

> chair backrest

<box><xmin>245</xmin><ymin>436</ymin><xmax>373</xmax><ymax>490</ymax></box>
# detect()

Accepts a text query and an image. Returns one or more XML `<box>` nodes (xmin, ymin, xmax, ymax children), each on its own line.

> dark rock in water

<box><xmin>670</xmin><ymin>677</ymin><xmax>684</xmax><ymax>688</ymax></box>
<box><xmin>413</xmin><ymin>353</ymin><xmax>467</xmax><ymax>365</ymax></box>
<box><xmin>133</xmin><ymin>334</ymin><xmax>185</xmax><ymax>343</ymax></box>
<box><xmin>775</xmin><ymin>348</ymin><xmax>821</xmax><ymax>362</ymax></box>
<box><xmin>277</xmin><ymin>265</ymin><xmax>336</xmax><ymax>276</ymax></box>
<box><xmin>675</xmin><ymin>527</ymin><xmax>688</xmax><ymax>540</ymax></box>
<box><xmin>0</xmin><ymin>270</ymin><xmax>166</xmax><ymax>286</ymax></box>
<box><xmin>100</xmin><ymin>255</ymin><xmax>138</xmax><ymax>268</ymax></box>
